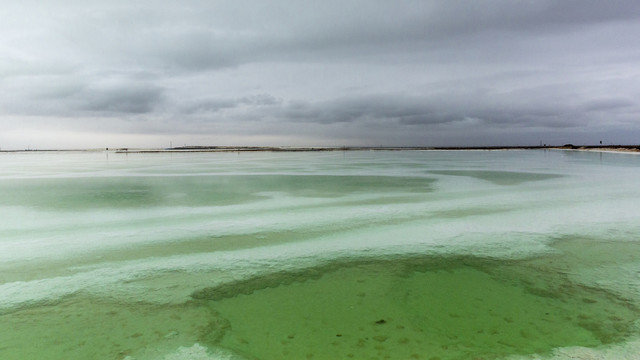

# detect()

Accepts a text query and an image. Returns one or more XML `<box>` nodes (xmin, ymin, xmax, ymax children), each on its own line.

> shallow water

<box><xmin>1</xmin><ymin>150</ymin><xmax>640</xmax><ymax>359</ymax></box>
<box><xmin>195</xmin><ymin>254</ymin><xmax>638</xmax><ymax>360</ymax></box>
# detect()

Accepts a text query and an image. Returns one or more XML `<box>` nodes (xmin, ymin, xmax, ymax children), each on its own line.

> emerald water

<box><xmin>1</xmin><ymin>150</ymin><xmax>640</xmax><ymax>359</ymax></box>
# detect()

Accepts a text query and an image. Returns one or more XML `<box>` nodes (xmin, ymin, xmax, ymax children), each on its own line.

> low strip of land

<box><xmin>113</xmin><ymin>145</ymin><xmax>640</xmax><ymax>153</ymax></box>
<box><xmin>2</xmin><ymin>145</ymin><xmax>639</xmax><ymax>153</ymax></box>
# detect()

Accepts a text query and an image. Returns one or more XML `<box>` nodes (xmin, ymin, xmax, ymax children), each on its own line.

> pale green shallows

<box><xmin>1</xmin><ymin>150</ymin><xmax>640</xmax><ymax>360</ymax></box>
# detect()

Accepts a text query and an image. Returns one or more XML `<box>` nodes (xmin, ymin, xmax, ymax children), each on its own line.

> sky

<box><xmin>1</xmin><ymin>0</ymin><xmax>640</xmax><ymax>149</ymax></box>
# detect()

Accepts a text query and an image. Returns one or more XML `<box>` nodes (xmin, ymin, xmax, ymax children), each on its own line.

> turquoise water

<box><xmin>1</xmin><ymin>150</ymin><xmax>640</xmax><ymax>359</ymax></box>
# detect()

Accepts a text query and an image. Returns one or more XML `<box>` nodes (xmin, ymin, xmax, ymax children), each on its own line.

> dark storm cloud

<box><xmin>275</xmin><ymin>95</ymin><xmax>456</xmax><ymax>126</ymax></box>
<box><xmin>282</xmin><ymin>96</ymin><xmax>576</xmax><ymax>130</ymax></box>
<box><xmin>424</xmin><ymin>1</ymin><xmax>640</xmax><ymax>34</ymax></box>
<box><xmin>583</xmin><ymin>98</ymin><xmax>635</xmax><ymax>112</ymax></box>
<box><xmin>185</xmin><ymin>91</ymin><xmax>604</xmax><ymax>131</ymax></box>
<box><xmin>77</xmin><ymin>85</ymin><xmax>163</xmax><ymax>114</ymax></box>
<box><xmin>10</xmin><ymin>0</ymin><xmax>636</xmax><ymax>73</ymax></box>
<box><xmin>182</xmin><ymin>94</ymin><xmax>281</xmax><ymax>114</ymax></box>
<box><xmin>161</xmin><ymin>1</ymin><xmax>640</xmax><ymax>70</ymax></box>
<box><xmin>2</xmin><ymin>0</ymin><xmax>640</xmax><ymax>148</ymax></box>
<box><xmin>2</xmin><ymin>75</ymin><xmax>163</xmax><ymax>116</ymax></box>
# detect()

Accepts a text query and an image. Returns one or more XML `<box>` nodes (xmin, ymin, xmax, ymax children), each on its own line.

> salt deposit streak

<box><xmin>159</xmin><ymin>343</ymin><xmax>246</xmax><ymax>360</ymax></box>
<box><xmin>1</xmin><ymin>150</ymin><xmax>640</xmax><ymax>360</ymax></box>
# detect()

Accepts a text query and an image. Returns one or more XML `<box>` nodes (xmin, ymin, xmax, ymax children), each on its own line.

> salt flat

<box><xmin>1</xmin><ymin>150</ymin><xmax>640</xmax><ymax>359</ymax></box>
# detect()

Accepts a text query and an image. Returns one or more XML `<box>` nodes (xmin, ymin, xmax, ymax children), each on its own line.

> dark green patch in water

<box><xmin>1</xmin><ymin>253</ymin><xmax>637</xmax><ymax>360</ymax></box>
<box><xmin>0</xmin><ymin>175</ymin><xmax>435</xmax><ymax>210</ymax></box>
<box><xmin>430</xmin><ymin>170</ymin><xmax>563</xmax><ymax>186</ymax></box>
<box><xmin>192</xmin><ymin>255</ymin><xmax>638</xmax><ymax>360</ymax></box>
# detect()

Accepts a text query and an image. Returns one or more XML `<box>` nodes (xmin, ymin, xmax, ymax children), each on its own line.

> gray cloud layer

<box><xmin>1</xmin><ymin>0</ymin><xmax>640</xmax><ymax>148</ymax></box>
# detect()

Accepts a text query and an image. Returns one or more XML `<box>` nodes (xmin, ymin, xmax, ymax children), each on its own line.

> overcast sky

<box><xmin>2</xmin><ymin>0</ymin><xmax>640</xmax><ymax>149</ymax></box>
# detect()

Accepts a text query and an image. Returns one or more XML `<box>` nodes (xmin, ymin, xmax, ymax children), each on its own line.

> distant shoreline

<box><xmin>2</xmin><ymin>145</ymin><xmax>639</xmax><ymax>154</ymax></box>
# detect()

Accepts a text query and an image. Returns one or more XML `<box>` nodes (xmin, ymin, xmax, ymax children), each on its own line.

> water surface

<box><xmin>1</xmin><ymin>150</ymin><xmax>640</xmax><ymax>359</ymax></box>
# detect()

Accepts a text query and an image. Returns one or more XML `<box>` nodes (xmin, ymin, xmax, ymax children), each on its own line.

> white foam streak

<box><xmin>158</xmin><ymin>343</ymin><xmax>245</xmax><ymax>360</ymax></box>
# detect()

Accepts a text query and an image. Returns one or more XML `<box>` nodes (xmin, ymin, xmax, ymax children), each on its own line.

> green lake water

<box><xmin>1</xmin><ymin>150</ymin><xmax>640</xmax><ymax>359</ymax></box>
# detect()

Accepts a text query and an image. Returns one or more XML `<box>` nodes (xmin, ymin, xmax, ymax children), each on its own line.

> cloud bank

<box><xmin>1</xmin><ymin>0</ymin><xmax>640</xmax><ymax>148</ymax></box>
